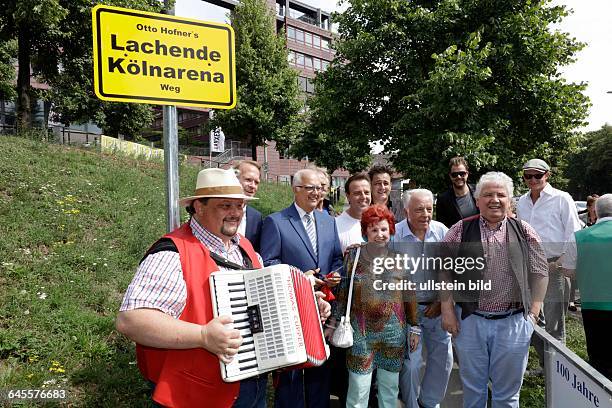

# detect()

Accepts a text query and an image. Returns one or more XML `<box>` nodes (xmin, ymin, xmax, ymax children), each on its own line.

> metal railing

<box><xmin>534</xmin><ymin>325</ymin><xmax>612</xmax><ymax>407</ymax></box>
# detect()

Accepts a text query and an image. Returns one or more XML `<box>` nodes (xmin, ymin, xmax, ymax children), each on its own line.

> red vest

<box><xmin>136</xmin><ymin>223</ymin><xmax>262</xmax><ymax>408</ymax></box>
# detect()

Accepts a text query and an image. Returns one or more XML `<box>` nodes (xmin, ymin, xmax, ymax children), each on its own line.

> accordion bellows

<box><xmin>210</xmin><ymin>264</ymin><xmax>330</xmax><ymax>382</ymax></box>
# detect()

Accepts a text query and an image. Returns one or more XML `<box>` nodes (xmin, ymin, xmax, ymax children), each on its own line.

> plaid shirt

<box><xmin>443</xmin><ymin>216</ymin><xmax>547</xmax><ymax>312</ymax></box>
<box><xmin>120</xmin><ymin>217</ymin><xmax>263</xmax><ymax>318</ymax></box>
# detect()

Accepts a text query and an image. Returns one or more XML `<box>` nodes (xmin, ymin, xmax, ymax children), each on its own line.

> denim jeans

<box><xmin>234</xmin><ymin>375</ymin><xmax>269</xmax><ymax>408</ymax></box>
<box><xmin>453</xmin><ymin>307</ymin><xmax>534</xmax><ymax>408</ymax></box>
<box><xmin>399</xmin><ymin>304</ymin><xmax>453</xmax><ymax>408</ymax></box>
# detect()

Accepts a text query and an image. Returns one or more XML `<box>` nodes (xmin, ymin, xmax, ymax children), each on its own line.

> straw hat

<box><xmin>179</xmin><ymin>168</ymin><xmax>257</xmax><ymax>207</ymax></box>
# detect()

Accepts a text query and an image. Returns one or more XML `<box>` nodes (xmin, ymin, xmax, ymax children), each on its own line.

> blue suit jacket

<box><xmin>245</xmin><ymin>205</ymin><xmax>263</xmax><ymax>253</ymax></box>
<box><xmin>261</xmin><ymin>204</ymin><xmax>343</xmax><ymax>275</ymax></box>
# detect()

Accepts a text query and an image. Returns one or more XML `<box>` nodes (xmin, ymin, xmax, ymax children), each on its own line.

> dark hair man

<box><xmin>336</xmin><ymin>172</ymin><xmax>371</xmax><ymax>252</ymax></box>
<box><xmin>436</xmin><ymin>156</ymin><xmax>479</xmax><ymax>228</ymax></box>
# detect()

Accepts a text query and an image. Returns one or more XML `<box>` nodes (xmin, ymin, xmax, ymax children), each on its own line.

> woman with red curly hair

<box><xmin>329</xmin><ymin>204</ymin><xmax>419</xmax><ymax>407</ymax></box>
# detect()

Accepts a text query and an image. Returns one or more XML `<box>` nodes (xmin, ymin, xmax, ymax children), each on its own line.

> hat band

<box><xmin>194</xmin><ymin>186</ymin><xmax>243</xmax><ymax>196</ymax></box>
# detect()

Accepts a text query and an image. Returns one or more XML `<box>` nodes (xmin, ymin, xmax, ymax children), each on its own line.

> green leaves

<box><xmin>302</xmin><ymin>0</ymin><xmax>589</xmax><ymax>189</ymax></box>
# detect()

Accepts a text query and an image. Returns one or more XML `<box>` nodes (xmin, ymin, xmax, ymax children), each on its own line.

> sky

<box><xmin>175</xmin><ymin>0</ymin><xmax>611</xmax><ymax>131</ymax></box>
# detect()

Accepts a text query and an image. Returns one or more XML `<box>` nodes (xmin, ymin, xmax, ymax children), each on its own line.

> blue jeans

<box><xmin>234</xmin><ymin>375</ymin><xmax>269</xmax><ymax>408</ymax></box>
<box><xmin>453</xmin><ymin>307</ymin><xmax>534</xmax><ymax>408</ymax></box>
<box><xmin>400</xmin><ymin>304</ymin><xmax>453</xmax><ymax>408</ymax></box>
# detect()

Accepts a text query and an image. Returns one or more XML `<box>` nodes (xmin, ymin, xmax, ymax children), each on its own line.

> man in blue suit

<box><xmin>261</xmin><ymin>168</ymin><xmax>344</xmax><ymax>408</ymax></box>
<box><xmin>235</xmin><ymin>160</ymin><xmax>263</xmax><ymax>252</ymax></box>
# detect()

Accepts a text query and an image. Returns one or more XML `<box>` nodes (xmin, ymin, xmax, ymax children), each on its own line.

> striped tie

<box><xmin>304</xmin><ymin>213</ymin><xmax>317</xmax><ymax>257</ymax></box>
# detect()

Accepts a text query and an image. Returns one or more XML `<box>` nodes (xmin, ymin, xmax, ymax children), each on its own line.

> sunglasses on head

<box><xmin>523</xmin><ymin>173</ymin><xmax>546</xmax><ymax>180</ymax></box>
<box><xmin>450</xmin><ymin>171</ymin><xmax>467</xmax><ymax>178</ymax></box>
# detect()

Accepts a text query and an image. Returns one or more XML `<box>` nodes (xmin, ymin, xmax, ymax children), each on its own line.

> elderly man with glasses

<box><xmin>261</xmin><ymin>168</ymin><xmax>344</xmax><ymax>408</ymax></box>
<box><xmin>516</xmin><ymin>159</ymin><xmax>581</xmax><ymax>371</ymax></box>
<box><xmin>436</xmin><ymin>156</ymin><xmax>479</xmax><ymax>228</ymax></box>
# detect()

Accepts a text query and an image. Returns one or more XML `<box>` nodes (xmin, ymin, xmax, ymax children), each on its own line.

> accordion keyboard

<box><xmin>211</xmin><ymin>266</ymin><xmax>307</xmax><ymax>382</ymax></box>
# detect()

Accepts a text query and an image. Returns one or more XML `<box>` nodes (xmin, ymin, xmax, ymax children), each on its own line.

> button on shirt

<box><xmin>392</xmin><ymin>219</ymin><xmax>448</xmax><ymax>302</ymax></box>
<box><xmin>517</xmin><ymin>183</ymin><xmax>581</xmax><ymax>261</ymax></box>
<box><xmin>120</xmin><ymin>217</ymin><xmax>263</xmax><ymax>318</ymax></box>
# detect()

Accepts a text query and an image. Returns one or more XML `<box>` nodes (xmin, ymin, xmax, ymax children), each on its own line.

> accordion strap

<box><xmin>344</xmin><ymin>246</ymin><xmax>361</xmax><ymax>321</ymax></box>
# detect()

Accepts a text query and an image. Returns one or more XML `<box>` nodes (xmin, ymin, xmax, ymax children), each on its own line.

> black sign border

<box><xmin>95</xmin><ymin>7</ymin><xmax>235</xmax><ymax>107</ymax></box>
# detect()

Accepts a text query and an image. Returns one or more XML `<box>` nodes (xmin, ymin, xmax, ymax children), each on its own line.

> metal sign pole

<box><xmin>163</xmin><ymin>105</ymin><xmax>180</xmax><ymax>232</ymax></box>
<box><xmin>162</xmin><ymin>1</ymin><xmax>179</xmax><ymax>233</ymax></box>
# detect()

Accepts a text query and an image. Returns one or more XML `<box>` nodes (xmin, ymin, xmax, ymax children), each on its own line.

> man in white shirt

<box><xmin>517</xmin><ymin>158</ymin><xmax>581</xmax><ymax>344</ymax></box>
<box><xmin>335</xmin><ymin>172</ymin><xmax>372</xmax><ymax>252</ymax></box>
<box><xmin>393</xmin><ymin>189</ymin><xmax>453</xmax><ymax>408</ymax></box>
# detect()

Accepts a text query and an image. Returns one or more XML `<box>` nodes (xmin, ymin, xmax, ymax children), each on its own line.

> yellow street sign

<box><xmin>92</xmin><ymin>5</ymin><xmax>236</xmax><ymax>109</ymax></box>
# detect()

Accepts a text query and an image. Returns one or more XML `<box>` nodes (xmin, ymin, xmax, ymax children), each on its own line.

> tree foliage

<box><xmin>565</xmin><ymin>125</ymin><xmax>612</xmax><ymax>198</ymax></box>
<box><xmin>299</xmin><ymin>0</ymin><xmax>589</xmax><ymax>190</ymax></box>
<box><xmin>207</xmin><ymin>0</ymin><xmax>303</xmax><ymax>159</ymax></box>
<box><xmin>0</xmin><ymin>0</ymin><xmax>164</xmax><ymax>135</ymax></box>
<box><xmin>0</xmin><ymin>39</ymin><xmax>17</xmax><ymax>101</ymax></box>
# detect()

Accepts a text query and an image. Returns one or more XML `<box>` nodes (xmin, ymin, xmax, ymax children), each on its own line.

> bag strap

<box><xmin>344</xmin><ymin>246</ymin><xmax>361</xmax><ymax>320</ymax></box>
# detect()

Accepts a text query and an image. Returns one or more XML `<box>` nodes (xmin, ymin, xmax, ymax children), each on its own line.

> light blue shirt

<box><xmin>392</xmin><ymin>219</ymin><xmax>449</xmax><ymax>302</ymax></box>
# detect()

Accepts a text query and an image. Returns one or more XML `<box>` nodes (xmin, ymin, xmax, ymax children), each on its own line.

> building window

<box><xmin>296</xmin><ymin>53</ymin><xmax>305</xmax><ymax>66</ymax></box>
<box><xmin>306</xmin><ymin>78</ymin><xmax>315</xmax><ymax>94</ymax></box>
<box><xmin>287</xmin><ymin>27</ymin><xmax>295</xmax><ymax>40</ymax></box>
<box><xmin>313</xmin><ymin>58</ymin><xmax>321</xmax><ymax>71</ymax></box>
<box><xmin>305</xmin><ymin>32</ymin><xmax>312</xmax><ymax>46</ymax></box>
<box><xmin>304</xmin><ymin>55</ymin><xmax>313</xmax><ymax>69</ymax></box>
<box><xmin>322</xmin><ymin>60</ymin><xmax>330</xmax><ymax>71</ymax></box>
<box><xmin>297</xmin><ymin>76</ymin><xmax>308</xmax><ymax>93</ymax></box>
<box><xmin>288</xmin><ymin>51</ymin><xmax>296</xmax><ymax>64</ymax></box>
<box><xmin>295</xmin><ymin>29</ymin><xmax>304</xmax><ymax>43</ymax></box>
<box><xmin>312</xmin><ymin>35</ymin><xmax>321</xmax><ymax>48</ymax></box>
<box><xmin>321</xmin><ymin>38</ymin><xmax>330</xmax><ymax>49</ymax></box>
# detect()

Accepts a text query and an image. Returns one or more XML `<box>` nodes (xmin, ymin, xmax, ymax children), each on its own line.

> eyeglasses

<box><xmin>523</xmin><ymin>173</ymin><xmax>546</xmax><ymax>180</ymax></box>
<box><xmin>296</xmin><ymin>185</ymin><xmax>323</xmax><ymax>192</ymax></box>
<box><xmin>450</xmin><ymin>171</ymin><xmax>467</xmax><ymax>178</ymax></box>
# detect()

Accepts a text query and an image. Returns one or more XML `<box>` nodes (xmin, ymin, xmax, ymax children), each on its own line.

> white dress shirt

<box><xmin>294</xmin><ymin>203</ymin><xmax>317</xmax><ymax>238</ymax></box>
<box><xmin>517</xmin><ymin>183</ymin><xmax>582</xmax><ymax>261</ymax></box>
<box><xmin>238</xmin><ymin>207</ymin><xmax>247</xmax><ymax>237</ymax></box>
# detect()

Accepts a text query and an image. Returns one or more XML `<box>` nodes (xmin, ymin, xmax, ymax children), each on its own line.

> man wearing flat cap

<box><xmin>117</xmin><ymin>168</ymin><xmax>332</xmax><ymax>408</ymax></box>
<box><xmin>517</xmin><ymin>159</ymin><xmax>581</xmax><ymax>351</ymax></box>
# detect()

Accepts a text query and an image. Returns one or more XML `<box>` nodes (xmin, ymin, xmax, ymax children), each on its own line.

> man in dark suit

<box><xmin>261</xmin><ymin>168</ymin><xmax>344</xmax><ymax>408</ymax></box>
<box><xmin>235</xmin><ymin>160</ymin><xmax>263</xmax><ymax>252</ymax></box>
<box><xmin>436</xmin><ymin>156</ymin><xmax>479</xmax><ymax>228</ymax></box>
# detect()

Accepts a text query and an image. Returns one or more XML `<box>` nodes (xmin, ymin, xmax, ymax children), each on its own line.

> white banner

<box><xmin>209</xmin><ymin>127</ymin><xmax>225</xmax><ymax>153</ymax></box>
<box><xmin>550</xmin><ymin>350</ymin><xmax>612</xmax><ymax>408</ymax></box>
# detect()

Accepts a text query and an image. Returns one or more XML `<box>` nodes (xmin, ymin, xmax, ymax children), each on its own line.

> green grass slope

<box><xmin>0</xmin><ymin>136</ymin><xmax>292</xmax><ymax>406</ymax></box>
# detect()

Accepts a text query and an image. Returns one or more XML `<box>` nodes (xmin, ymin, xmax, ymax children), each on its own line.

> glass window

<box><xmin>304</xmin><ymin>55</ymin><xmax>313</xmax><ymax>69</ymax></box>
<box><xmin>322</xmin><ymin>60</ymin><xmax>330</xmax><ymax>71</ymax></box>
<box><xmin>296</xmin><ymin>53</ymin><xmax>305</xmax><ymax>66</ymax></box>
<box><xmin>321</xmin><ymin>38</ymin><xmax>330</xmax><ymax>49</ymax></box>
<box><xmin>306</xmin><ymin>78</ymin><xmax>315</xmax><ymax>94</ymax></box>
<box><xmin>298</xmin><ymin>76</ymin><xmax>308</xmax><ymax>92</ymax></box>
<box><xmin>312</xmin><ymin>35</ymin><xmax>321</xmax><ymax>48</ymax></box>
<box><xmin>313</xmin><ymin>58</ymin><xmax>321</xmax><ymax>71</ymax></box>
<box><xmin>295</xmin><ymin>29</ymin><xmax>304</xmax><ymax>43</ymax></box>
<box><xmin>305</xmin><ymin>33</ymin><xmax>312</xmax><ymax>45</ymax></box>
<box><xmin>288</xmin><ymin>51</ymin><xmax>295</xmax><ymax>64</ymax></box>
<box><xmin>287</xmin><ymin>27</ymin><xmax>295</xmax><ymax>39</ymax></box>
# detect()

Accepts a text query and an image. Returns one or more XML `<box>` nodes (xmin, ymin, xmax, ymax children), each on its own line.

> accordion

<box><xmin>209</xmin><ymin>264</ymin><xmax>330</xmax><ymax>382</ymax></box>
